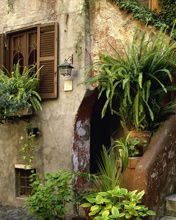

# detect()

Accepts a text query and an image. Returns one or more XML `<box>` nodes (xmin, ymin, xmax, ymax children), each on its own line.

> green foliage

<box><xmin>81</xmin><ymin>186</ymin><xmax>155</xmax><ymax>220</ymax></box>
<box><xmin>158</xmin><ymin>0</ymin><xmax>176</xmax><ymax>36</ymax></box>
<box><xmin>26</xmin><ymin>170</ymin><xmax>73</xmax><ymax>220</ymax></box>
<box><xmin>19</xmin><ymin>127</ymin><xmax>39</xmax><ymax>167</ymax></box>
<box><xmin>95</xmin><ymin>146</ymin><xmax>121</xmax><ymax>192</ymax></box>
<box><xmin>115</xmin><ymin>136</ymin><xmax>141</xmax><ymax>158</ymax></box>
<box><xmin>110</xmin><ymin>0</ymin><xmax>176</xmax><ymax>38</ymax></box>
<box><xmin>84</xmin><ymin>29</ymin><xmax>176</xmax><ymax>131</ymax></box>
<box><xmin>126</xmin><ymin>137</ymin><xmax>140</xmax><ymax>157</ymax></box>
<box><xmin>26</xmin><ymin>170</ymin><xmax>97</xmax><ymax>219</ymax></box>
<box><xmin>0</xmin><ymin>64</ymin><xmax>41</xmax><ymax>122</ymax></box>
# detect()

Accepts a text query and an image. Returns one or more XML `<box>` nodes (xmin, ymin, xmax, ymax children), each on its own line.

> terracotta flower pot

<box><xmin>120</xmin><ymin>157</ymin><xmax>142</xmax><ymax>191</ymax></box>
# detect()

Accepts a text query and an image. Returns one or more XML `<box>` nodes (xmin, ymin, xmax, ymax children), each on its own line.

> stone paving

<box><xmin>0</xmin><ymin>205</ymin><xmax>38</xmax><ymax>220</ymax></box>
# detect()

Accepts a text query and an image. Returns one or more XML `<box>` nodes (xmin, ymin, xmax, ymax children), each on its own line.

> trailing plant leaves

<box><xmin>0</xmin><ymin>64</ymin><xmax>42</xmax><ymax>122</ymax></box>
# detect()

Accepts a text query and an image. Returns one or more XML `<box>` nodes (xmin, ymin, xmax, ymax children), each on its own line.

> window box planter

<box><xmin>9</xmin><ymin>108</ymin><xmax>33</xmax><ymax>118</ymax></box>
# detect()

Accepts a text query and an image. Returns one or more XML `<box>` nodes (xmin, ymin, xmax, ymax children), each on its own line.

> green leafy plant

<box><xmin>26</xmin><ymin>170</ymin><xmax>73</xmax><ymax>220</ymax></box>
<box><xmin>115</xmin><ymin>136</ymin><xmax>141</xmax><ymax>158</ymax></box>
<box><xmin>126</xmin><ymin>137</ymin><xmax>140</xmax><ymax>157</ymax></box>
<box><xmin>19</xmin><ymin>125</ymin><xmax>40</xmax><ymax>167</ymax></box>
<box><xmin>95</xmin><ymin>146</ymin><xmax>121</xmax><ymax>192</ymax></box>
<box><xmin>81</xmin><ymin>186</ymin><xmax>155</xmax><ymax>220</ymax></box>
<box><xmin>0</xmin><ymin>64</ymin><xmax>41</xmax><ymax>122</ymax></box>
<box><xmin>84</xmin><ymin>29</ymin><xmax>176</xmax><ymax>131</ymax></box>
<box><xmin>26</xmin><ymin>170</ymin><xmax>96</xmax><ymax>220</ymax></box>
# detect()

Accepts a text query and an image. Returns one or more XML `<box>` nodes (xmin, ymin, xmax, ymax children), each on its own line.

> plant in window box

<box><xmin>84</xmin><ymin>29</ymin><xmax>176</xmax><ymax>145</ymax></box>
<box><xmin>0</xmin><ymin>63</ymin><xmax>42</xmax><ymax>122</ymax></box>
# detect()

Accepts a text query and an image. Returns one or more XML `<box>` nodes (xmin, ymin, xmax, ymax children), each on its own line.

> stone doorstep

<box><xmin>166</xmin><ymin>194</ymin><xmax>176</xmax><ymax>215</ymax></box>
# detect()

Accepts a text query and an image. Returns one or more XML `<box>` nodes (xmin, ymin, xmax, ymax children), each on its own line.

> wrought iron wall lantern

<box><xmin>58</xmin><ymin>55</ymin><xmax>74</xmax><ymax>79</ymax></box>
<box><xmin>58</xmin><ymin>55</ymin><xmax>74</xmax><ymax>91</ymax></box>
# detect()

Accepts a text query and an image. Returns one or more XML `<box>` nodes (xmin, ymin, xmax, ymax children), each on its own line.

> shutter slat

<box><xmin>38</xmin><ymin>23</ymin><xmax>58</xmax><ymax>99</ymax></box>
<box><xmin>40</xmin><ymin>32</ymin><xmax>54</xmax><ymax>57</ymax></box>
<box><xmin>39</xmin><ymin>60</ymin><xmax>55</xmax><ymax>94</ymax></box>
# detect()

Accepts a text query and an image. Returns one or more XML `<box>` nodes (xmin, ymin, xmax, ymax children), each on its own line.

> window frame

<box><xmin>2</xmin><ymin>22</ymin><xmax>58</xmax><ymax>99</ymax></box>
<box><xmin>15</xmin><ymin>167</ymin><xmax>36</xmax><ymax>197</ymax></box>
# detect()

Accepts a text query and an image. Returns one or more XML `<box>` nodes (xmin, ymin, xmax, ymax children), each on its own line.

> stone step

<box><xmin>166</xmin><ymin>194</ymin><xmax>176</xmax><ymax>216</ymax></box>
<box><xmin>161</xmin><ymin>216</ymin><xmax>176</xmax><ymax>220</ymax></box>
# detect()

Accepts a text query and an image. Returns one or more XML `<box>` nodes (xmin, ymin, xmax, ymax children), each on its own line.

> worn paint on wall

<box><xmin>89</xmin><ymin>0</ymin><xmax>146</xmax><ymax>59</ymax></box>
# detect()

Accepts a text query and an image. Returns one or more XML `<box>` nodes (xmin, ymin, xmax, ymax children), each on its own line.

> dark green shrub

<box><xmin>26</xmin><ymin>171</ymin><xmax>72</xmax><ymax>220</ymax></box>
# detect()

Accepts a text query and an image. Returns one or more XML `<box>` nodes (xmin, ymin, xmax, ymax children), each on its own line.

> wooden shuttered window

<box><xmin>37</xmin><ymin>23</ymin><xmax>58</xmax><ymax>99</ymax></box>
<box><xmin>0</xmin><ymin>34</ymin><xmax>5</xmax><ymax>70</ymax></box>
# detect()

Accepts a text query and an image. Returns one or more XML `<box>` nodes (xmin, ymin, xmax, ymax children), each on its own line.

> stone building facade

<box><xmin>0</xmin><ymin>0</ymin><xmax>173</xmax><ymax>212</ymax></box>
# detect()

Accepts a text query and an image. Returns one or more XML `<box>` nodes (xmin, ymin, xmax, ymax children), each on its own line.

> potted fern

<box><xmin>0</xmin><ymin>64</ymin><xmax>42</xmax><ymax>122</ymax></box>
<box><xmin>84</xmin><ymin>29</ymin><xmax>176</xmax><ymax>146</ymax></box>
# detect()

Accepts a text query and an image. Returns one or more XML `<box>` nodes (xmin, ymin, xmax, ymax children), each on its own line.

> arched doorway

<box><xmin>73</xmin><ymin>89</ymin><xmax>120</xmax><ymax>176</ymax></box>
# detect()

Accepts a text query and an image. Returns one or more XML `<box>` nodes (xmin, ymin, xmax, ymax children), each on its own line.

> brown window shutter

<box><xmin>0</xmin><ymin>34</ymin><xmax>5</xmax><ymax>70</ymax></box>
<box><xmin>37</xmin><ymin>23</ymin><xmax>58</xmax><ymax>99</ymax></box>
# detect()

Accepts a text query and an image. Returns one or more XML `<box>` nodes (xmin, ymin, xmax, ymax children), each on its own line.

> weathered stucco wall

<box><xmin>0</xmin><ymin>0</ymin><xmax>87</xmax><ymax>206</ymax></box>
<box><xmin>89</xmin><ymin>0</ymin><xmax>145</xmax><ymax>59</ymax></box>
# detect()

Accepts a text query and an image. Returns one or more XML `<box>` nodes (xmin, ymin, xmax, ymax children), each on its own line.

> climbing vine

<box><xmin>110</xmin><ymin>0</ymin><xmax>176</xmax><ymax>37</ymax></box>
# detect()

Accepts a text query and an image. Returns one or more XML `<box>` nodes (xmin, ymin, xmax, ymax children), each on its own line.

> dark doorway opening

<box><xmin>90</xmin><ymin>91</ymin><xmax>119</xmax><ymax>173</ymax></box>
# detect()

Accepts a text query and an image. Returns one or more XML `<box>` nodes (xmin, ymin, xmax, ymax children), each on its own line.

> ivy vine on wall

<box><xmin>110</xmin><ymin>0</ymin><xmax>176</xmax><ymax>37</ymax></box>
<box><xmin>158</xmin><ymin>0</ymin><xmax>176</xmax><ymax>28</ymax></box>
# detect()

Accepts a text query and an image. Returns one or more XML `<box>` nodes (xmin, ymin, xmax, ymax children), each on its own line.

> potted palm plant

<box><xmin>84</xmin><ymin>29</ymin><xmax>176</xmax><ymax>146</ymax></box>
<box><xmin>0</xmin><ymin>63</ymin><xmax>42</xmax><ymax>122</ymax></box>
